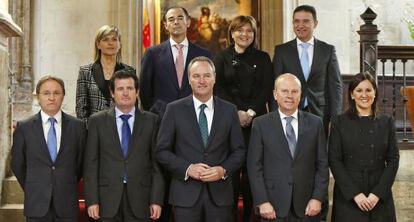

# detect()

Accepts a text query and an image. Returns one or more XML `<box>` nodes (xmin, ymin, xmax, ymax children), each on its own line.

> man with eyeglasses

<box><xmin>248</xmin><ymin>74</ymin><xmax>329</xmax><ymax>222</ymax></box>
<box><xmin>12</xmin><ymin>75</ymin><xmax>86</xmax><ymax>222</ymax></box>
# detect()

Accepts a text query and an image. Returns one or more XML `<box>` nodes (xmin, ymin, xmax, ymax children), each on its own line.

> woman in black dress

<box><xmin>213</xmin><ymin>15</ymin><xmax>273</xmax><ymax>222</ymax></box>
<box><xmin>329</xmin><ymin>73</ymin><xmax>399</xmax><ymax>222</ymax></box>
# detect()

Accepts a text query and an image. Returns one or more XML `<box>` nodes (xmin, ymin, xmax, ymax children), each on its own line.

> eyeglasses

<box><xmin>39</xmin><ymin>91</ymin><xmax>64</xmax><ymax>97</ymax></box>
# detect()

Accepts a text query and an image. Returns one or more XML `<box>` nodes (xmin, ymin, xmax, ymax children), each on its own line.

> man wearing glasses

<box><xmin>12</xmin><ymin>75</ymin><xmax>86</xmax><ymax>222</ymax></box>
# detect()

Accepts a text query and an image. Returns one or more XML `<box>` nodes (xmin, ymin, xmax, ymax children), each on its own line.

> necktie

<box><xmin>300</xmin><ymin>43</ymin><xmax>310</xmax><ymax>107</ymax></box>
<box><xmin>175</xmin><ymin>44</ymin><xmax>184</xmax><ymax>88</ymax></box>
<box><xmin>120</xmin><ymin>114</ymin><xmax>132</xmax><ymax>158</ymax></box>
<box><xmin>198</xmin><ymin>104</ymin><xmax>208</xmax><ymax>148</ymax></box>
<box><xmin>285</xmin><ymin>116</ymin><xmax>297</xmax><ymax>158</ymax></box>
<box><xmin>47</xmin><ymin>117</ymin><xmax>57</xmax><ymax>162</ymax></box>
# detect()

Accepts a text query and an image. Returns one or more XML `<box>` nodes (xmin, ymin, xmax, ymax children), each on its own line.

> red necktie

<box><xmin>175</xmin><ymin>44</ymin><xmax>184</xmax><ymax>88</ymax></box>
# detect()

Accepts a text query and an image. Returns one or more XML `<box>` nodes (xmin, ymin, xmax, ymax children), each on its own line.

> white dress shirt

<box><xmin>41</xmin><ymin>110</ymin><xmax>62</xmax><ymax>153</ymax></box>
<box><xmin>169</xmin><ymin>38</ymin><xmax>189</xmax><ymax>66</ymax></box>
<box><xmin>296</xmin><ymin>36</ymin><xmax>315</xmax><ymax>70</ymax></box>
<box><xmin>278</xmin><ymin>109</ymin><xmax>299</xmax><ymax>141</ymax></box>
<box><xmin>193</xmin><ymin>96</ymin><xmax>214</xmax><ymax>135</ymax></box>
<box><xmin>115</xmin><ymin>106</ymin><xmax>135</xmax><ymax>143</ymax></box>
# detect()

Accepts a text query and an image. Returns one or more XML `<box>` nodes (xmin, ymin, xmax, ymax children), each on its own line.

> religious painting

<box><xmin>142</xmin><ymin>0</ymin><xmax>258</xmax><ymax>54</ymax></box>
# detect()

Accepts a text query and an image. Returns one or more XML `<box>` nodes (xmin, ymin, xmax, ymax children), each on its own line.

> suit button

<box><xmin>203</xmin><ymin>153</ymin><xmax>208</xmax><ymax>157</ymax></box>
<box><xmin>52</xmin><ymin>166</ymin><xmax>55</xmax><ymax>170</ymax></box>
<box><xmin>288</xmin><ymin>182</ymin><xmax>293</xmax><ymax>185</ymax></box>
<box><xmin>125</xmin><ymin>160</ymin><xmax>128</xmax><ymax>164</ymax></box>
<box><xmin>370</xmin><ymin>144</ymin><xmax>374</xmax><ymax>148</ymax></box>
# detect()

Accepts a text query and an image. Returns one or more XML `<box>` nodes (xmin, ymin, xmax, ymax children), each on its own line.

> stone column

<box><xmin>0</xmin><ymin>1</ymin><xmax>22</xmax><ymax>203</ymax></box>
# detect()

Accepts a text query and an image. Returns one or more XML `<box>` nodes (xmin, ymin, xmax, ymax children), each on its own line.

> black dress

<box><xmin>328</xmin><ymin>113</ymin><xmax>399</xmax><ymax>222</ymax></box>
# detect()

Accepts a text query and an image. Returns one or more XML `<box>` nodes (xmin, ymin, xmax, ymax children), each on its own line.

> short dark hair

<box><xmin>187</xmin><ymin>56</ymin><xmax>216</xmax><ymax>77</ymax></box>
<box><xmin>109</xmin><ymin>70</ymin><xmax>139</xmax><ymax>92</ymax></box>
<box><xmin>293</xmin><ymin>5</ymin><xmax>317</xmax><ymax>21</ymax></box>
<box><xmin>346</xmin><ymin>72</ymin><xmax>378</xmax><ymax>116</ymax></box>
<box><xmin>163</xmin><ymin>6</ymin><xmax>189</xmax><ymax>21</ymax></box>
<box><xmin>36</xmin><ymin>75</ymin><xmax>65</xmax><ymax>95</ymax></box>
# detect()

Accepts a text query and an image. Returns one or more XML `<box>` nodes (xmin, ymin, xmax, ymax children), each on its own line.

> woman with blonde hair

<box><xmin>76</xmin><ymin>25</ymin><xmax>136</xmax><ymax>124</ymax></box>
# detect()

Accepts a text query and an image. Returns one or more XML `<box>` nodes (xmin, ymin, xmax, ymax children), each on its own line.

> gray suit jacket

<box><xmin>156</xmin><ymin>96</ymin><xmax>245</xmax><ymax>207</ymax></box>
<box><xmin>271</xmin><ymin>38</ymin><xmax>343</xmax><ymax>124</ymax></box>
<box><xmin>11</xmin><ymin>112</ymin><xmax>86</xmax><ymax>218</ymax></box>
<box><xmin>83</xmin><ymin>107</ymin><xmax>164</xmax><ymax>219</ymax></box>
<box><xmin>247</xmin><ymin>110</ymin><xmax>329</xmax><ymax>218</ymax></box>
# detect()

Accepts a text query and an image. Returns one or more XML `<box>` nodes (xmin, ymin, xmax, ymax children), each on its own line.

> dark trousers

<box><xmin>174</xmin><ymin>185</ymin><xmax>232</xmax><ymax>222</ymax></box>
<box><xmin>261</xmin><ymin>203</ymin><xmax>320</xmax><ymax>222</ymax></box>
<box><xmin>27</xmin><ymin>199</ymin><xmax>77</xmax><ymax>222</ymax></box>
<box><xmin>99</xmin><ymin>185</ymin><xmax>149</xmax><ymax>222</ymax></box>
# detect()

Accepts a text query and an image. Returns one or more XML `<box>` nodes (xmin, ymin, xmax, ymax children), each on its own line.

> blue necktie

<box><xmin>285</xmin><ymin>116</ymin><xmax>297</xmax><ymax>158</ymax></box>
<box><xmin>120</xmin><ymin>114</ymin><xmax>132</xmax><ymax>158</ymax></box>
<box><xmin>198</xmin><ymin>104</ymin><xmax>208</xmax><ymax>148</ymax></box>
<box><xmin>300</xmin><ymin>43</ymin><xmax>310</xmax><ymax>107</ymax></box>
<box><xmin>47</xmin><ymin>117</ymin><xmax>57</xmax><ymax>162</ymax></box>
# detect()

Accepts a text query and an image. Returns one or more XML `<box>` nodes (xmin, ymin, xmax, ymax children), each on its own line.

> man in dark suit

<box><xmin>156</xmin><ymin>56</ymin><xmax>245</xmax><ymax>222</ymax></box>
<box><xmin>83</xmin><ymin>70</ymin><xmax>164</xmax><ymax>221</ymax></box>
<box><xmin>248</xmin><ymin>73</ymin><xmax>329</xmax><ymax>222</ymax></box>
<box><xmin>12</xmin><ymin>76</ymin><xmax>86</xmax><ymax>222</ymax></box>
<box><xmin>271</xmin><ymin>5</ymin><xmax>342</xmax><ymax>133</ymax></box>
<box><xmin>139</xmin><ymin>6</ymin><xmax>212</xmax><ymax>114</ymax></box>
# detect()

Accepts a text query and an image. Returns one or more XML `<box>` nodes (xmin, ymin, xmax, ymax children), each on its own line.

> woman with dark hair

<box><xmin>213</xmin><ymin>15</ymin><xmax>273</xmax><ymax>222</ymax></box>
<box><xmin>329</xmin><ymin>73</ymin><xmax>399</xmax><ymax>222</ymax></box>
<box><xmin>76</xmin><ymin>25</ymin><xmax>136</xmax><ymax>124</ymax></box>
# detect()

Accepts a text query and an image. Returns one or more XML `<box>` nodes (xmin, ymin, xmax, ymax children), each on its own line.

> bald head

<box><xmin>274</xmin><ymin>73</ymin><xmax>301</xmax><ymax>90</ymax></box>
<box><xmin>273</xmin><ymin>73</ymin><xmax>302</xmax><ymax>115</ymax></box>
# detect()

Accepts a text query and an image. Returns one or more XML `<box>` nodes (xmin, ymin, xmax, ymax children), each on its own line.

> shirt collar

<box><xmin>41</xmin><ymin>110</ymin><xmax>62</xmax><ymax>124</ymax></box>
<box><xmin>296</xmin><ymin>36</ymin><xmax>315</xmax><ymax>46</ymax></box>
<box><xmin>170</xmin><ymin>37</ymin><xmax>189</xmax><ymax>48</ymax></box>
<box><xmin>193</xmin><ymin>95</ymin><xmax>214</xmax><ymax>110</ymax></box>
<box><xmin>115</xmin><ymin>106</ymin><xmax>135</xmax><ymax>118</ymax></box>
<box><xmin>278</xmin><ymin>109</ymin><xmax>298</xmax><ymax>121</ymax></box>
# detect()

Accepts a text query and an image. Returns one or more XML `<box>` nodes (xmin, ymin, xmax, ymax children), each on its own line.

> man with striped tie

<box><xmin>156</xmin><ymin>56</ymin><xmax>245</xmax><ymax>222</ymax></box>
<box><xmin>12</xmin><ymin>76</ymin><xmax>86</xmax><ymax>222</ymax></box>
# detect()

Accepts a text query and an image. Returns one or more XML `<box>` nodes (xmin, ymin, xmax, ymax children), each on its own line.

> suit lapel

<box><xmin>182</xmin><ymin>42</ymin><xmax>195</xmax><ymax>91</ymax></box>
<box><xmin>56</xmin><ymin>112</ymin><xmax>69</xmax><ymax>162</ymax></box>
<box><xmin>308</xmin><ymin>38</ymin><xmax>322</xmax><ymax>81</ymax></box>
<box><xmin>91</xmin><ymin>62</ymin><xmax>107</xmax><ymax>94</ymax></box>
<box><xmin>162</xmin><ymin>40</ymin><xmax>180</xmax><ymax>91</ymax></box>
<box><xmin>289</xmin><ymin>39</ymin><xmax>306</xmax><ymax>84</ymax></box>
<box><xmin>107</xmin><ymin>108</ymin><xmax>125</xmax><ymax>158</ymax></box>
<box><xmin>184</xmin><ymin>97</ymin><xmax>205</xmax><ymax>151</ymax></box>
<box><xmin>294</xmin><ymin>111</ymin><xmax>306</xmax><ymax>159</ymax></box>
<box><xmin>33</xmin><ymin>113</ymin><xmax>53</xmax><ymax>163</ymax></box>
<box><xmin>206</xmin><ymin>97</ymin><xmax>222</xmax><ymax>150</ymax></box>
<box><xmin>272</xmin><ymin>111</ymin><xmax>294</xmax><ymax>159</ymax></box>
<box><xmin>126</xmin><ymin>108</ymin><xmax>145</xmax><ymax>158</ymax></box>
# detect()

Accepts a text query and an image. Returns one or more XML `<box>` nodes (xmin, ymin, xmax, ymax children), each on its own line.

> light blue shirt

<box><xmin>115</xmin><ymin>106</ymin><xmax>135</xmax><ymax>144</ymax></box>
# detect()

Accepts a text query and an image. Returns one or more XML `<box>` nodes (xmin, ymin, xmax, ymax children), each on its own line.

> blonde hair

<box><xmin>94</xmin><ymin>25</ymin><xmax>122</xmax><ymax>63</ymax></box>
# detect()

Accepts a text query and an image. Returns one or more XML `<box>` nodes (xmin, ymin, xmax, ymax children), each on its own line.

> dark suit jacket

<box><xmin>139</xmin><ymin>40</ymin><xmax>212</xmax><ymax>112</ymax></box>
<box><xmin>247</xmin><ymin>110</ymin><xmax>329</xmax><ymax>218</ymax></box>
<box><xmin>156</xmin><ymin>96</ymin><xmax>245</xmax><ymax>207</ymax></box>
<box><xmin>11</xmin><ymin>112</ymin><xmax>86</xmax><ymax>218</ymax></box>
<box><xmin>271</xmin><ymin>38</ymin><xmax>343</xmax><ymax>123</ymax></box>
<box><xmin>83</xmin><ymin>107</ymin><xmax>164</xmax><ymax>219</ymax></box>
<box><xmin>76</xmin><ymin>61</ymin><xmax>136</xmax><ymax>124</ymax></box>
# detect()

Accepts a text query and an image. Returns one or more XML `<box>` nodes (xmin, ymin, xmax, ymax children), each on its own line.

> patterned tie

<box><xmin>120</xmin><ymin>114</ymin><xmax>132</xmax><ymax>158</ymax></box>
<box><xmin>300</xmin><ymin>43</ymin><xmax>310</xmax><ymax>107</ymax></box>
<box><xmin>175</xmin><ymin>44</ymin><xmax>184</xmax><ymax>88</ymax></box>
<box><xmin>285</xmin><ymin>116</ymin><xmax>297</xmax><ymax>158</ymax></box>
<box><xmin>47</xmin><ymin>117</ymin><xmax>57</xmax><ymax>162</ymax></box>
<box><xmin>198</xmin><ymin>104</ymin><xmax>208</xmax><ymax>148</ymax></box>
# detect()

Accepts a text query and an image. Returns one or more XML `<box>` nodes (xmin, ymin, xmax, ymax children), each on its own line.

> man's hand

<box><xmin>199</xmin><ymin>166</ymin><xmax>225</xmax><ymax>182</ymax></box>
<box><xmin>259</xmin><ymin>202</ymin><xmax>276</xmax><ymax>220</ymax></box>
<box><xmin>354</xmin><ymin>193</ymin><xmax>372</xmax><ymax>211</ymax></box>
<box><xmin>305</xmin><ymin>199</ymin><xmax>321</xmax><ymax>216</ymax></box>
<box><xmin>238</xmin><ymin>110</ymin><xmax>252</xmax><ymax>128</ymax></box>
<box><xmin>188</xmin><ymin>163</ymin><xmax>210</xmax><ymax>180</ymax></box>
<box><xmin>367</xmin><ymin>193</ymin><xmax>380</xmax><ymax>210</ymax></box>
<box><xmin>87</xmin><ymin>204</ymin><xmax>100</xmax><ymax>220</ymax></box>
<box><xmin>149</xmin><ymin>204</ymin><xmax>162</xmax><ymax>220</ymax></box>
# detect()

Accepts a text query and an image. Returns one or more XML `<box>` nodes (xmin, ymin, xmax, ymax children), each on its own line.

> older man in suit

<box><xmin>139</xmin><ymin>6</ymin><xmax>212</xmax><ymax>115</ymax></box>
<box><xmin>12</xmin><ymin>76</ymin><xmax>86</xmax><ymax>222</ymax></box>
<box><xmin>156</xmin><ymin>56</ymin><xmax>245</xmax><ymax>222</ymax></box>
<box><xmin>271</xmin><ymin>5</ymin><xmax>342</xmax><ymax>134</ymax></box>
<box><xmin>83</xmin><ymin>70</ymin><xmax>164</xmax><ymax>222</ymax></box>
<box><xmin>248</xmin><ymin>73</ymin><xmax>329</xmax><ymax>222</ymax></box>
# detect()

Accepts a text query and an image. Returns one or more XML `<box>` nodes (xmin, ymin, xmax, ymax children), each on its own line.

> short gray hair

<box><xmin>187</xmin><ymin>56</ymin><xmax>216</xmax><ymax>76</ymax></box>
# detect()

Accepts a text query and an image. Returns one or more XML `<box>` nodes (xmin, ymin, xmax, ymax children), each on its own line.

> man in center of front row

<box><xmin>248</xmin><ymin>73</ymin><xmax>329</xmax><ymax>222</ymax></box>
<box><xmin>156</xmin><ymin>56</ymin><xmax>245</xmax><ymax>222</ymax></box>
<box><xmin>83</xmin><ymin>70</ymin><xmax>164</xmax><ymax>222</ymax></box>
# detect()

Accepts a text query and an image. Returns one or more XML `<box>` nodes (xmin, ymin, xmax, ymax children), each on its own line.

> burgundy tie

<box><xmin>175</xmin><ymin>44</ymin><xmax>184</xmax><ymax>88</ymax></box>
